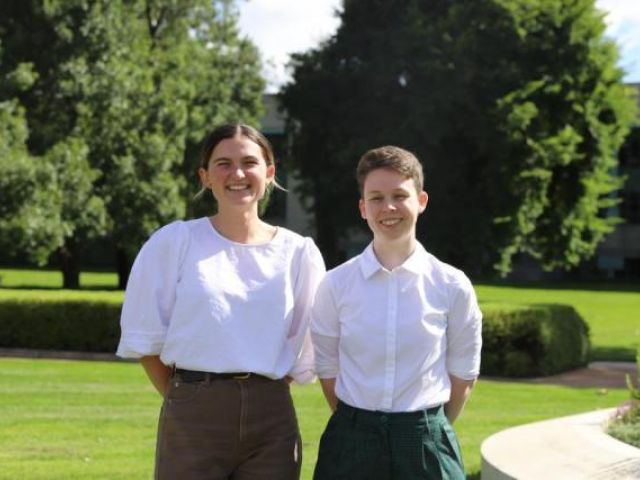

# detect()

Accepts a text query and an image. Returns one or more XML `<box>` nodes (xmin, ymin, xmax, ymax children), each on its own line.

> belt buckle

<box><xmin>233</xmin><ymin>373</ymin><xmax>251</xmax><ymax>380</ymax></box>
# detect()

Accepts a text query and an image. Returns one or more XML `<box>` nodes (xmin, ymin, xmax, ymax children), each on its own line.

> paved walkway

<box><xmin>484</xmin><ymin>361</ymin><xmax>638</xmax><ymax>389</ymax></box>
<box><xmin>481</xmin><ymin>408</ymin><xmax>640</xmax><ymax>479</ymax></box>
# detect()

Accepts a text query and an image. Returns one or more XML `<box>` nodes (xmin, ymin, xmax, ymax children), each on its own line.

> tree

<box><xmin>0</xmin><ymin>0</ymin><xmax>264</xmax><ymax>288</ymax></box>
<box><xmin>0</xmin><ymin>100</ymin><xmax>107</xmax><ymax>286</ymax></box>
<box><xmin>281</xmin><ymin>0</ymin><xmax>637</xmax><ymax>274</ymax></box>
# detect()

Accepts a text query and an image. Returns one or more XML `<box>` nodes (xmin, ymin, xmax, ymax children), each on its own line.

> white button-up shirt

<box><xmin>117</xmin><ymin>218</ymin><xmax>325</xmax><ymax>384</ymax></box>
<box><xmin>311</xmin><ymin>242</ymin><xmax>482</xmax><ymax>412</ymax></box>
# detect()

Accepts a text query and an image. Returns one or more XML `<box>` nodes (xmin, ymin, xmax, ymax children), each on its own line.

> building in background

<box><xmin>597</xmin><ymin>83</ymin><xmax>640</xmax><ymax>278</ymax></box>
<box><xmin>260</xmin><ymin>94</ymin><xmax>315</xmax><ymax>237</ymax></box>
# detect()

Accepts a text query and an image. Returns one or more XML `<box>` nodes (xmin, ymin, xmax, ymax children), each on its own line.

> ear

<box><xmin>359</xmin><ymin>198</ymin><xmax>367</xmax><ymax>219</ymax></box>
<box><xmin>418</xmin><ymin>190</ymin><xmax>428</xmax><ymax>213</ymax></box>
<box><xmin>197</xmin><ymin>167</ymin><xmax>208</xmax><ymax>188</ymax></box>
<box><xmin>266</xmin><ymin>163</ymin><xmax>276</xmax><ymax>183</ymax></box>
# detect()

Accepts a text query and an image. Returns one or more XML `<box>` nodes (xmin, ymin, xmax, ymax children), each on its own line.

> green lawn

<box><xmin>0</xmin><ymin>268</ymin><xmax>118</xmax><ymax>289</ymax></box>
<box><xmin>476</xmin><ymin>284</ymin><xmax>640</xmax><ymax>361</ymax></box>
<box><xmin>0</xmin><ymin>358</ymin><xmax>629</xmax><ymax>480</ymax></box>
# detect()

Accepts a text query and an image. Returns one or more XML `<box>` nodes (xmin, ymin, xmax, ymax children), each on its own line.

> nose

<box><xmin>382</xmin><ymin>200</ymin><xmax>397</xmax><ymax>211</ymax></box>
<box><xmin>230</xmin><ymin>164</ymin><xmax>246</xmax><ymax>178</ymax></box>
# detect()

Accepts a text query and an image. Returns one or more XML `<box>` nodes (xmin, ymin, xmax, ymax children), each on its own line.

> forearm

<box><xmin>319</xmin><ymin>378</ymin><xmax>338</xmax><ymax>411</ymax></box>
<box><xmin>445</xmin><ymin>374</ymin><xmax>476</xmax><ymax>423</ymax></box>
<box><xmin>140</xmin><ymin>355</ymin><xmax>172</xmax><ymax>396</ymax></box>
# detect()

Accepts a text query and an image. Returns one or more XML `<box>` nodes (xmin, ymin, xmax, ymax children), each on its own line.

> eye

<box><xmin>214</xmin><ymin>160</ymin><xmax>230</xmax><ymax>168</ymax></box>
<box><xmin>394</xmin><ymin>194</ymin><xmax>408</xmax><ymax>200</ymax></box>
<box><xmin>368</xmin><ymin>196</ymin><xmax>383</xmax><ymax>202</ymax></box>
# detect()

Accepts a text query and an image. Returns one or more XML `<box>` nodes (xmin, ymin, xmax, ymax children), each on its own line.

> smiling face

<box><xmin>198</xmin><ymin>134</ymin><xmax>275</xmax><ymax>211</ymax></box>
<box><xmin>359</xmin><ymin>168</ymin><xmax>428</xmax><ymax>243</ymax></box>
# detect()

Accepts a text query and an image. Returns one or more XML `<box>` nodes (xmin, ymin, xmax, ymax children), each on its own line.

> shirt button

<box><xmin>380</xmin><ymin>415</ymin><xmax>388</xmax><ymax>423</ymax></box>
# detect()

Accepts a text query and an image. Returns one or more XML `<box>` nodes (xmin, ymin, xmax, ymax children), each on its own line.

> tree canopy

<box><xmin>0</xmin><ymin>0</ymin><xmax>264</xmax><ymax>287</ymax></box>
<box><xmin>281</xmin><ymin>0</ymin><xmax>637</xmax><ymax>275</ymax></box>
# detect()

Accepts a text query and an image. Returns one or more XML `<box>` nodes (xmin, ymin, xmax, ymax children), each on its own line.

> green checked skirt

<box><xmin>313</xmin><ymin>402</ymin><xmax>465</xmax><ymax>480</ymax></box>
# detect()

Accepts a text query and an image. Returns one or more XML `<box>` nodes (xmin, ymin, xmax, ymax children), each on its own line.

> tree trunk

<box><xmin>116</xmin><ymin>247</ymin><xmax>131</xmax><ymax>290</ymax></box>
<box><xmin>58</xmin><ymin>241</ymin><xmax>80</xmax><ymax>289</ymax></box>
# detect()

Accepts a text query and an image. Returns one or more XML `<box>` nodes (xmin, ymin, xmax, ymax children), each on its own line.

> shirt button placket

<box><xmin>382</xmin><ymin>272</ymin><xmax>397</xmax><ymax>410</ymax></box>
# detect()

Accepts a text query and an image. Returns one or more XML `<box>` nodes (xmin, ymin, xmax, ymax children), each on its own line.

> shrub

<box><xmin>481</xmin><ymin>303</ymin><xmax>590</xmax><ymax>377</ymax></box>
<box><xmin>608</xmin><ymin>347</ymin><xmax>640</xmax><ymax>448</ymax></box>
<box><xmin>0</xmin><ymin>290</ymin><xmax>122</xmax><ymax>353</ymax></box>
<box><xmin>0</xmin><ymin>292</ymin><xmax>590</xmax><ymax>377</ymax></box>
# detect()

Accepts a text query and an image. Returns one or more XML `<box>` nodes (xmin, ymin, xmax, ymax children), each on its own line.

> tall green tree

<box><xmin>282</xmin><ymin>0</ymin><xmax>636</xmax><ymax>274</ymax></box>
<box><xmin>0</xmin><ymin>0</ymin><xmax>264</xmax><ymax>288</ymax></box>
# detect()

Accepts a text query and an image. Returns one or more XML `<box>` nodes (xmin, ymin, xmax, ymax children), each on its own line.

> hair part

<box><xmin>356</xmin><ymin>145</ymin><xmax>424</xmax><ymax>195</ymax></box>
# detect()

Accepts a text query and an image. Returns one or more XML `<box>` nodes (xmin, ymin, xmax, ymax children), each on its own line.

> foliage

<box><xmin>481</xmin><ymin>303</ymin><xmax>590</xmax><ymax>376</ymax></box>
<box><xmin>477</xmin><ymin>283</ymin><xmax>640</xmax><ymax>361</ymax></box>
<box><xmin>0</xmin><ymin>289</ymin><xmax>589</xmax><ymax>378</ymax></box>
<box><xmin>281</xmin><ymin>0</ymin><xmax>637</xmax><ymax>273</ymax></box>
<box><xmin>0</xmin><ymin>100</ymin><xmax>106</xmax><ymax>266</ymax></box>
<box><xmin>0</xmin><ymin>294</ymin><xmax>122</xmax><ymax>352</ymax></box>
<box><xmin>0</xmin><ymin>0</ymin><xmax>264</xmax><ymax>287</ymax></box>
<box><xmin>625</xmin><ymin>347</ymin><xmax>640</xmax><ymax>400</ymax></box>
<box><xmin>604</xmin><ymin>346</ymin><xmax>640</xmax><ymax>449</ymax></box>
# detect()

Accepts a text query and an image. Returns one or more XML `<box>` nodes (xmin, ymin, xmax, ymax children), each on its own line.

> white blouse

<box><xmin>311</xmin><ymin>242</ymin><xmax>482</xmax><ymax>411</ymax></box>
<box><xmin>116</xmin><ymin>217</ymin><xmax>326</xmax><ymax>384</ymax></box>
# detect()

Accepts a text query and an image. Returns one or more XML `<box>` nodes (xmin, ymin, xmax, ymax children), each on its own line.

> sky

<box><xmin>237</xmin><ymin>0</ymin><xmax>640</xmax><ymax>92</ymax></box>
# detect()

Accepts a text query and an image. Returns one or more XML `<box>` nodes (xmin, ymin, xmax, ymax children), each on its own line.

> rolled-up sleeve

<box><xmin>287</xmin><ymin>238</ymin><xmax>326</xmax><ymax>384</ymax></box>
<box><xmin>116</xmin><ymin>221</ymin><xmax>189</xmax><ymax>359</ymax></box>
<box><xmin>310</xmin><ymin>275</ymin><xmax>340</xmax><ymax>379</ymax></box>
<box><xmin>446</xmin><ymin>275</ymin><xmax>482</xmax><ymax>380</ymax></box>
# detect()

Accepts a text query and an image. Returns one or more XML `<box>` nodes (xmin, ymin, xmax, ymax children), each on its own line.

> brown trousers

<box><xmin>155</xmin><ymin>372</ymin><xmax>301</xmax><ymax>480</ymax></box>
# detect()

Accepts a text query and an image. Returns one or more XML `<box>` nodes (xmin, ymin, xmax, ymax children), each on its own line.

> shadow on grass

<box><xmin>466</xmin><ymin>471</ymin><xmax>481</xmax><ymax>480</ymax></box>
<box><xmin>591</xmin><ymin>346</ymin><xmax>637</xmax><ymax>362</ymax></box>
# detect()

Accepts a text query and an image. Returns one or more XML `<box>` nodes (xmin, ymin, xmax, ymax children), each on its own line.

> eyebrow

<box><xmin>366</xmin><ymin>188</ymin><xmax>410</xmax><ymax>195</ymax></box>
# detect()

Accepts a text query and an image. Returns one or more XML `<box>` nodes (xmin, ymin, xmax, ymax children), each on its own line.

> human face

<box><xmin>198</xmin><ymin>134</ymin><xmax>275</xmax><ymax>210</ymax></box>
<box><xmin>359</xmin><ymin>168</ymin><xmax>428</xmax><ymax>243</ymax></box>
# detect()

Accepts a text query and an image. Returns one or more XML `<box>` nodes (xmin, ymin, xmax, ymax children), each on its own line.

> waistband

<box><xmin>174</xmin><ymin>368</ymin><xmax>274</xmax><ymax>382</ymax></box>
<box><xmin>336</xmin><ymin>400</ymin><xmax>444</xmax><ymax>423</ymax></box>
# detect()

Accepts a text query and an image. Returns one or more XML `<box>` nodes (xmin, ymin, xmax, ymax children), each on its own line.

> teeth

<box><xmin>227</xmin><ymin>185</ymin><xmax>249</xmax><ymax>191</ymax></box>
<box><xmin>380</xmin><ymin>219</ymin><xmax>401</xmax><ymax>226</ymax></box>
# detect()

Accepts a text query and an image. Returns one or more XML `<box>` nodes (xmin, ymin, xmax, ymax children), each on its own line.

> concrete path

<box><xmin>481</xmin><ymin>408</ymin><xmax>640</xmax><ymax>479</ymax></box>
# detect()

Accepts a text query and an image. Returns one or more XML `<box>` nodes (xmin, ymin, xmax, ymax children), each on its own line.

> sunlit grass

<box><xmin>0</xmin><ymin>358</ymin><xmax>628</xmax><ymax>479</ymax></box>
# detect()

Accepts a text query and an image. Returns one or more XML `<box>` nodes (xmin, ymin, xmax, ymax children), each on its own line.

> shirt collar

<box><xmin>359</xmin><ymin>242</ymin><xmax>430</xmax><ymax>279</ymax></box>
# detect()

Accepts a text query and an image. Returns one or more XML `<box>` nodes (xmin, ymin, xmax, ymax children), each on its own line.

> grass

<box><xmin>0</xmin><ymin>268</ymin><xmax>118</xmax><ymax>289</ymax></box>
<box><xmin>476</xmin><ymin>284</ymin><xmax>640</xmax><ymax>361</ymax></box>
<box><xmin>0</xmin><ymin>358</ymin><xmax>629</xmax><ymax>480</ymax></box>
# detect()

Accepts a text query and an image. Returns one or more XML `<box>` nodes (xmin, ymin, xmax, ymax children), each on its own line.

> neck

<box><xmin>372</xmin><ymin>236</ymin><xmax>417</xmax><ymax>270</ymax></box>
<box><xmin>211</xmin><ymin>208</ymin><xmax>274</xmax><ymax>244</ymax></box>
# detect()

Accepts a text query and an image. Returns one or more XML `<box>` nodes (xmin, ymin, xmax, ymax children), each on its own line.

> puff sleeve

<box><xmin>310</xmin><ymin>274</ymin><xmax>340</xmax><ymax>379</ymax></box>
<box><xmin>286</xmin><ymin>237</ymin><xmax>326</xmax><ymax>384</ymax></box>
<box><xmin>116</xmin><ymin>221</ymin><xmax>190</xmax><ymax>358</ymax></box>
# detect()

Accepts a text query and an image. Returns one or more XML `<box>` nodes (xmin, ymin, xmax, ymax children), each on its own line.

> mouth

<box><xmin>379</xmin><ymin>218</ymin><xmax>402</xmax><ymax>226</ymax></box>
<box><xmin>226</xmin><ymin>184</ymin><xmax>251</xmax><ymax>192</ymax></box>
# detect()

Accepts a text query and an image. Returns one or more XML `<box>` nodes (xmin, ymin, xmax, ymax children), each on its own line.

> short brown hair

<box><xmin>356</xmin><ymin>146</ymin><xmax>424</xmax><ymax>195</ymax></box>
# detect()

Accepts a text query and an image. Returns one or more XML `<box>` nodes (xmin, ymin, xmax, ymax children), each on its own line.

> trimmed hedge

<box><xmin>0</xmin><ymin>290</ymin><xmax>123</xmax><ymax>353</ymax></box>
<box><xmin>0</xmin><ymin>291</ymin><xmax>590</xmax><ymax>376</ymax></box>
<box><xmin>481</xmin><ymin>303</ymin><xmax>590</xmax><ymax>377</ymax></box>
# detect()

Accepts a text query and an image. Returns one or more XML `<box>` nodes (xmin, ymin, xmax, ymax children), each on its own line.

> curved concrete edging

<box><xmin>481</xmin><ymin>408</ymin><xmax>640</xmax><ymax>479</ymax></box>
